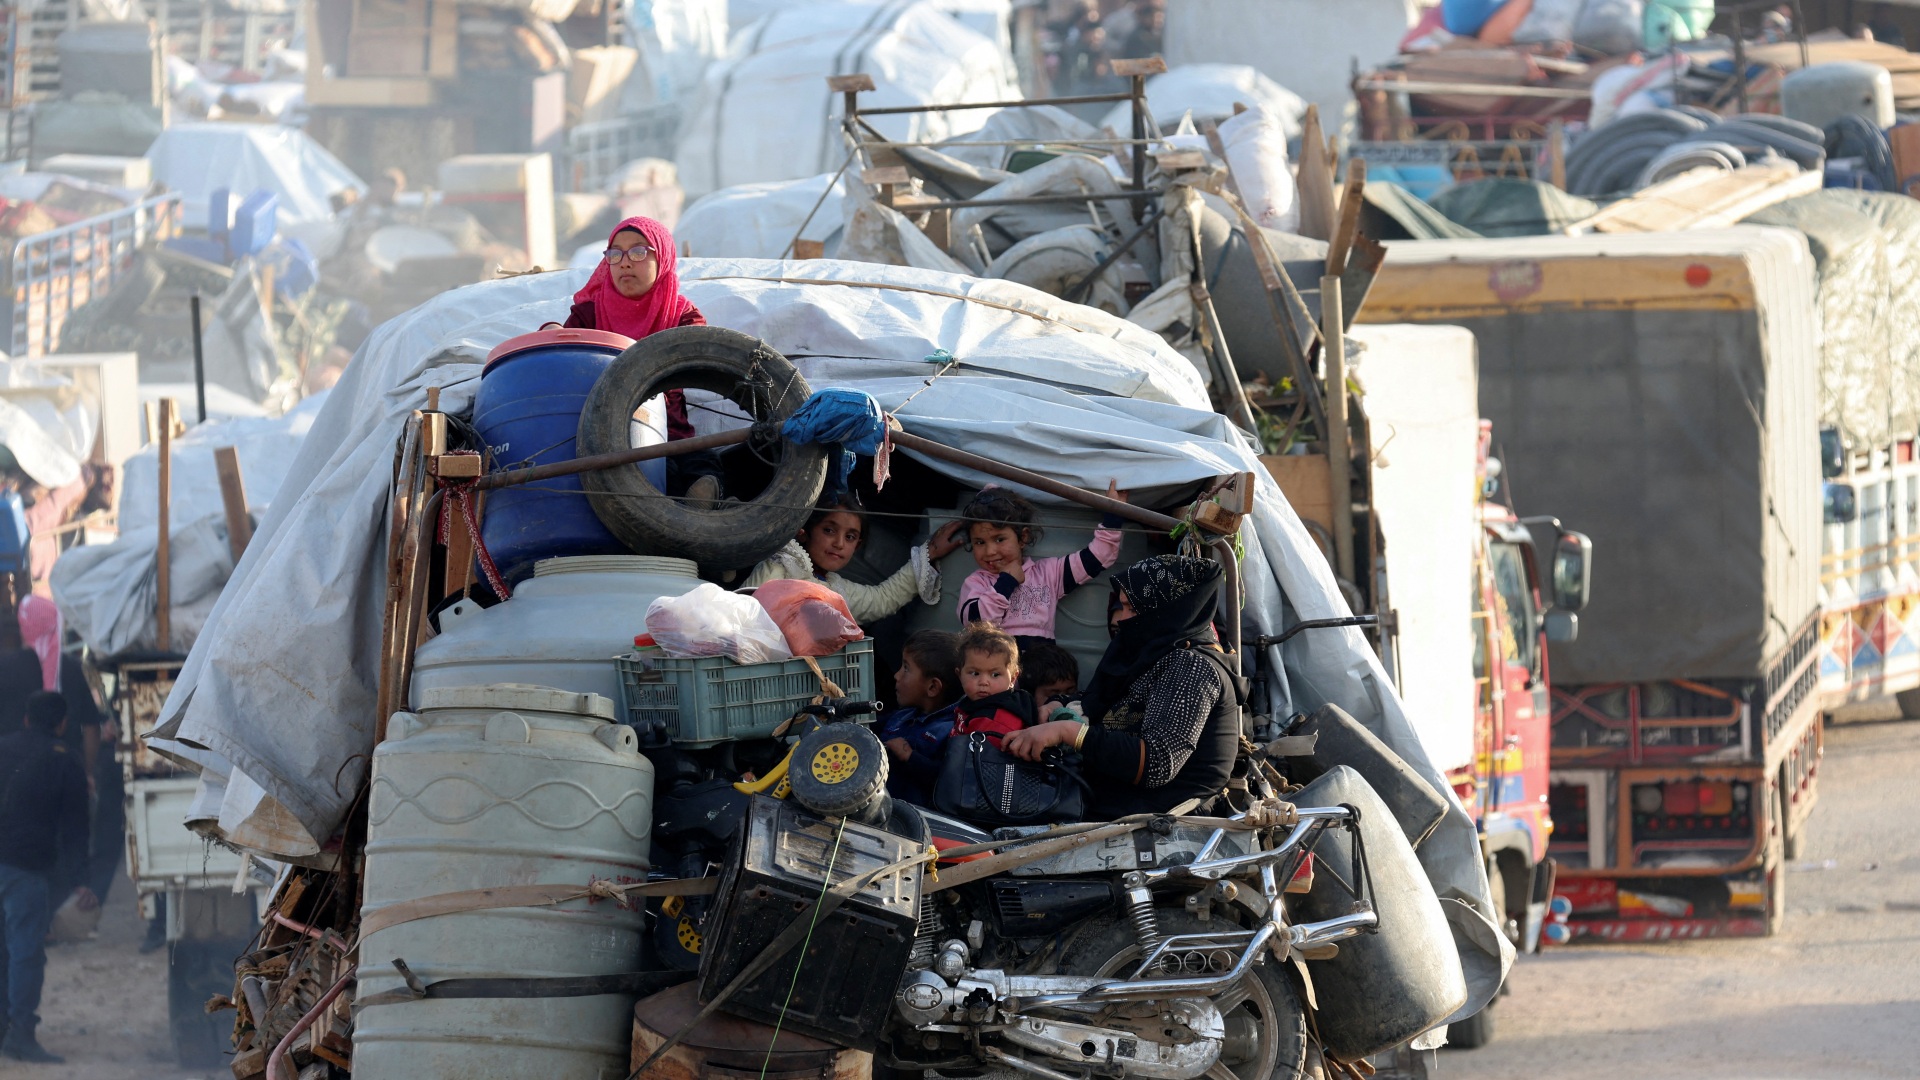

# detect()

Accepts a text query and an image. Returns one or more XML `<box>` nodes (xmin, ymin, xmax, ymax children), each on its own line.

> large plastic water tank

<box><xmin>355</xmin><ymin>684</ymin><xmax>653</xmax><ymax>1078</ymax></box>
<box><xmin>411</xmin><ymin>554</ymin><xmax>701</xmax><ymax>706</ymax></box>
<box><xmin>475</xmin><ymin>328</ymin><xmax>668</xmax><ymax>581</ymax></box>
<box><xmin>1782</xmin><ymin>61</ymin><xmax>1895</xmax><ymax>132</ymax></box>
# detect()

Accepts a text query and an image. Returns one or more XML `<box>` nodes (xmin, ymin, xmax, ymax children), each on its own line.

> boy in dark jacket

<box><xmin>877</xmin><ymin>630</ymin><xmax>962</xmax><ymax>803</ymax></box>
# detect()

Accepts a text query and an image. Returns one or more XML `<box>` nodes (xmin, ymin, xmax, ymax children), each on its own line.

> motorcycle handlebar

<box><xmin>798</xmin><ymin>698</ymin><xmax>885</xmax><ymax>719</ymax></box>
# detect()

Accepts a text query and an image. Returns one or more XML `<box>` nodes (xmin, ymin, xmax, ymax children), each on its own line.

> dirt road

<box><xmin>1453</xmin><ymin>715</ymin><xmax>1920</xmax><ymax>1080</ymax></box>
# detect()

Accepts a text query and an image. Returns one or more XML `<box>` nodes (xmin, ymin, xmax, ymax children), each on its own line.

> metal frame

<box><xmin>565</xmin><ymin>103</ymin><xmax>684</xmax><ymax>193</ymax></box>
<box><xmin>10</xmin><ymin>192</ymin><xmax>182</xmax><ymax>359</ymax></box>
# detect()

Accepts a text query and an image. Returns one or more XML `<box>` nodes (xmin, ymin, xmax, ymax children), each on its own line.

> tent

<box><xmin>674</xmin><ymin>0</ymin><xmax>1018</xmax><ymax>197</ymax></box>
<box><xmin>145</xmin><ymin>122</ymin><xmax>365</xmax><ymax>230</ymax></box>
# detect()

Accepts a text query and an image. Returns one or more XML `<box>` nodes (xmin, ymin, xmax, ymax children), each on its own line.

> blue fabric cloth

<box><xmin>782</xmin><ymin>388</ymin><xmax>889</xmax><ymax>491</ymax></box>
<box><xmin>876</xmin><ymin>701</ymin><xmax>958</xmax><ymax>803</ymax></box>
<box><xmin>0</xmin><ymin>492</ymin><xmax>26</xmax><ymax>575</ymax></box>
<box><xmin>0</xmin><ymin>863</ymin><xmax>50</xmax><ymax>1033</ymax></box>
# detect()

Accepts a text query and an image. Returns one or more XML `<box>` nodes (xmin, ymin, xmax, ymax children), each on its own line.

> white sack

<box><xmin>50</xmin><ymin>511</ymin><xmax>235</xmax><ymax>656</ymax></box>
<box><xmin>676</xmin><ymin>172</ymin><xmax>847</xmax><ymax>259</ymax></box>
<box><xmin>1217</xmin><ymin>105</ymin><xmax>1299</xmax><ymax>234</ymax></box>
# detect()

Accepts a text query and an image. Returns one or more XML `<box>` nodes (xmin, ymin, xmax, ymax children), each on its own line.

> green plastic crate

<box><xmin>615</xmin><ymin>640</ymin><xmax>875</xmax><ymax>747</ymax></box>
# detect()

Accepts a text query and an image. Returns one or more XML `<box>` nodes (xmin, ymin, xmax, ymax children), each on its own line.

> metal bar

<box><xmin>1192</xmin><ymin>279</ymin><xmax>1258</xmax><ymax>434</ymax></box>
<box><xmin>896</xmin><ymin>191</ymin><xmax>1160</xmax><ymax>212</ymax></box>
<box><xmin>1082</xmin><ymin>923</ymin><xmax>1279</xmax><ymax>999</ymax></box>
<box><xmin>889</xmin><ymin>428</ymin><xmax>1180</xmax><ymax>532</ymax></box>
<box><xmin>1732</xmin><ymin>9</ymin><xmax>1749</xmax><ymax>115</ymax></box>
<box><xmin>858</xmin><ymin>92</ymin><xmax>1136</xmax><ymax>115</ymax></box>
<box><xmin>190</xmin><ymin>295</ymin><xmax>207</xmax><ymax>424</ymax></box>
<box><xmin>1131</xmin><ymin>72</ymin><xmax>1147</xmax><ymax>193</ymax></box>
<box><xmin>1211</xmin><ymin>537</ymin><xmax>1242</xmax><ymax>657</ymax></box>
<box><xmin>1352</xmin><ymin>78</ymin><xmax>1592</xmax><ymax>99</ymax></box>
<box><xmin>473</xmin><ymin>427</ymin><xmax>754</xmax><ymax>492</ymax></box>
<box><xmin>857</xmin><ymin>137</ymin><xmax>1172</xmax><ymax>149</ymax></box>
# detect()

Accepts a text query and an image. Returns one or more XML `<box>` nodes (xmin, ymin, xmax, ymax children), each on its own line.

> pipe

<box><xmin>271</xmin><ymin>912</ymin><xmax>324</xmax><ymax>941</ymax></box>
<box><xmin>267</xmin><ymin>963</ymin><xmax>356</xmax><ymax>1080</ymax></box>
<box><xmin>858</xmin><ymin>92</ymin><xmax>1136</xmax><ymax>115</ymax></box>
<box><xmin>889</xmin><ymin>428</ymin><xmax>1179</xmax><ymax>532</ymax></box>
<box><xmin>473</xmin><ymin>427</ymin><xmax>753</xmax><ymax>491</ymax></box>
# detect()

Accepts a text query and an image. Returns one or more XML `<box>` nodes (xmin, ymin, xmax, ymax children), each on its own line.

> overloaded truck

<box><xmin>1297</xmin><ymin>323</ymin><xmax>1589</xmax><ymax>1045</ymax></box>
<box><xmin>1364</xmin><ymin>228</ymin><xmax>1827</xmax><ymax>939</ymax></box>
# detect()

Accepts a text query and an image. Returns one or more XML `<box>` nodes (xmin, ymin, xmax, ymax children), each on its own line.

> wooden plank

<box><xmin>155</xmin><ymin>398</ymin><xmax>175</xmax><ymax>652</ymax></box>
<box><xmin>1294</xmin><ymin>105</ymin><xmax>1336</xmax><ymax>242</ymax></box>
<box><xmin>1325</xmin><ymin>158</ymin><xmax>1368</xmax><ymax>277</ymax></box>
<box><xmin>1573</xmin><ymin>164</ymin><xmax>1822</xmax><ymax>235</ymax></box>
<box><xmin>305</xmin><ymin>74</ymin><xmax>436</xmax><ymax>107</ymax></box>
<box><xmin>1110</xmin><ymin>56</ymin><xmax>1166</xmax><ymax>77</ymax></box>
<box><xmin>213</xmin><ymin>446</ymin><xmax>252</xmax><ymax>563</ymax></box>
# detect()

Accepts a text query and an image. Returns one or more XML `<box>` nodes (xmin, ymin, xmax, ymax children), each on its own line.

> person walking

<box><xmin>0</xmin><ymin>691</ymin><xmax>91</xmax><ymax>1063</ymax></box>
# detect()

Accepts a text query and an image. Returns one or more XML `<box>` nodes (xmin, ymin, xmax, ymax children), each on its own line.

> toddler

<box><xmin>876</xmin><ymin>630</ymin><xmax>962</xmax><ymax>803</ymax></box>
<box><xmin>744</xmin><ymin>495</ymin><xmax>962</xmax><ymax>623</ymax></box>
<box><xmin>949</xmin><ymin>623</ymin><xmax>1037</xmax><ymax>745</ymax></box>
<box><xmin>954</xmin><ymin>485</ymin><xmax>1126</xmax><ymax>647</ymax></box>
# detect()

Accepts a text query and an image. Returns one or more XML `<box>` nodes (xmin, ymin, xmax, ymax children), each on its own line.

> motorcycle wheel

<box><xmin>1055</xmin><ymin>911</ymin><xmax>1308</xmax><ymax>1080</ymax></box>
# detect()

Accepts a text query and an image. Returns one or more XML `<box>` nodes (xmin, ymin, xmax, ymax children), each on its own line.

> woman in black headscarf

<box><xmin>1003</xmin><ymin>555</ymin><xmax>1242</xmax><ymax>816</ymax></box>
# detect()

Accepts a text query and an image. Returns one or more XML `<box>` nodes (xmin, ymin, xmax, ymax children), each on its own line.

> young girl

<box><xmin>742</xmin><ymin>496</ymin><xmax>963</xmax><ymax>623</ymax></box>
<box><xmin>954</xmin><ymin>484</ymin><xmax>1126</xmax><ymax>647</ymax></box>
<box><xmin>949</xmin><ymin>623</ymin><xmax>1037</xmax><ymax>745</ymax></box>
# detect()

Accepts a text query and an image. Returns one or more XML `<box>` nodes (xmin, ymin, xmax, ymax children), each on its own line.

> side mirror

<box><xmin>1544</xmin><ymin>610</ymin><xmax>1578</xmax><ymax>643</ymax></box>
<box><xmin>1820</xmin><ymin>427</ymin><xmax>1844</xmax><ymax>480</ymax></box>
<box><xmin>1551</xmin><ymin>531</ymin><xmax>1592</xmax><ymax>613</ymax></box>
<box><xmin>1824</xmin><ymin>482</ymin><xmax>1858</xmax><ymax>525</ymax></box>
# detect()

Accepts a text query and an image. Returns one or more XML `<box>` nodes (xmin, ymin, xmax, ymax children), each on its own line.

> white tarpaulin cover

<box><xmin>674</xmin><ymin>0</ymin><xmax>1018</xmax><ymax>197</ymax></box>
<box><xmin>1354</xmin><ymin>324</ymin><xmax>1481</xmax><ymax>775</ymax></box>
<box><xmin>676</xmin><ymin>172</ymin><xmax>849</xmax><ymax>259</ymax></box>
<box><xmin>1101</xmin><ymin>63</ymin><xmax>1308</xmax><ymax>139</ymax></box>
<box><xmin>1164</xmin><ymin>0</ymin><xmax>1417</xmax><ymax>131</ymax></box>
<box><xmin>145</xmin><ymin>122</ymin><xmax>365</xmax><ymax>229</ymax></box>
<box><xmin>148</xmin><ymin>256</ymin><xmax>1509</xmax><ymax>1018</ymax></box>
<box><xmin>0</xmin><ymin>359</ymin><xmax>96</xmax><ymax>488</ymax></box>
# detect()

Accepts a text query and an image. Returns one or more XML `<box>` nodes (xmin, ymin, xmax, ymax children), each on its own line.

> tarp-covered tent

<box><xmin>1743</xmin><ymin>190</ymin><xmax>1920</xmax><ymax>450</ymax></box>
<box><xmin>1100</xmin><ymin>63</ymin><xmax>1308</xmax><ymax>138</ymax></box>
<box><xmin>145</xmin><ymin>122</ymin><xmax>365</xmax><ymax>229</ymax></box>
<box><xmin>145</xmin><ymin>255</ymin><xmax>1510</xmax><ymax>1021</ymax></box>
<box><xmin>674</xmin><ymin>0</ymin><xmax>1018</xmax><ymax>197</ymax></box>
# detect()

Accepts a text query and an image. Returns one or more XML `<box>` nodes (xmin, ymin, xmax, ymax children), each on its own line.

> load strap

<box><xmin>356</xmin><ymin>963</ymin><xmax>693</xmax><ymax>1011</ymax></box>
<box><xmin>357</xmin><ymin>877</ymin><xmax>718</xmax><ymax>940</ymax></box>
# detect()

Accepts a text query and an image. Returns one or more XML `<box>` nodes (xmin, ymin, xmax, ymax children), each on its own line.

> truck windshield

<box><xmin>1489</xmin><ymin>541</ymin><xmax>1539</xmax><ymax>678</ymax></box>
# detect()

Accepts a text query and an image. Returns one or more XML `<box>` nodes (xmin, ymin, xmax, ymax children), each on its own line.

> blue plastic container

<box><xmin>474</xmin><ymin>329</ymin><xmax>639</xmax><ymax>581</ymax></box>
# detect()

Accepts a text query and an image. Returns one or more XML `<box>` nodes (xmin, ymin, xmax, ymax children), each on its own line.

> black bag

<box><xmin>933</xmin><ymin>732</ymin><xmax>1088</xmax><ymax>825</ymax></box>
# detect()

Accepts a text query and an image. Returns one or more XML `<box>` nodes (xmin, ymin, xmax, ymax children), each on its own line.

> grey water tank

<box><xmin>1782</xmin><ymin>61</ymin><xmax>1895</xmax><ymax>131</ymax></box>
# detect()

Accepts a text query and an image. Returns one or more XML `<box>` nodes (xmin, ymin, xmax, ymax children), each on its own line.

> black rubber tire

<box><xmin>788</xmin><ymin>722</ymin><xmax>890</xmax><ymax>819</ymax></box>
<box><xmin>1448</xmin><ymin>1001</ymin><xmax>1495</xmax><ymax>1050</ymax></box>
<box><xmin>576</xmin><ymin>325</ymin><xmax>826</xmax><ymax>571</ymax></box>
<box><xmin>1056</xmin><ymin>911</ymin><xmax>1307</xmax><ymax>1080</ymax></box>
<box><xmin>1895</xmin><ymin>686</ymin><xmax>1920</xmax><ymax>720</ymax></box>
<box><xmin>168</xmin><ymin>937</ymin><xmax>243</xmax><ymax>1069</ymax></box>
<box><xmin>1764</xmin><ymin>787</ymin><xmax>1788</xmax><ymax>937</ymax></box>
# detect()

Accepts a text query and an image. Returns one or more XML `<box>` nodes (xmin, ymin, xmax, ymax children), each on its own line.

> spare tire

<box><xmin>577</xmin><ymin>326</ymin><xmax>826</xmax><ymax>571</ymax></box>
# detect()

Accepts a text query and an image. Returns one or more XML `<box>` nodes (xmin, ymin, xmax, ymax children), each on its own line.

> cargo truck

<box><xmin>1363</xmin><ymin>228</ymin><xmax>1827</xmax><ymax>939</ymax></box>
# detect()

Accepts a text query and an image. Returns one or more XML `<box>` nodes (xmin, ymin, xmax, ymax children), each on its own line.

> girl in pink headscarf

<box><xmin>551</xmin><ymin>216</ymin><xmax>726</xmax><ymax>505</ymax></box>
<box><xmin>17</xmin><ymin>593</ymin><xmax>59</xmax><ymax>691</ymax></box>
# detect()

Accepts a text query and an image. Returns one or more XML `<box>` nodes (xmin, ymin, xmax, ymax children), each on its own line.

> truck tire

<box><xmin>576</xmin><ymin>326</ymin><xmax>826</xmax><ymax>571</ymax></box>
<box><xmin>788</xmin><ymin>722</ymin><xmax>889</xmax><ymax>819</ymax></box>
<box><xmin>168</xmin><ymin>937</ymin><xmax>244</xmax><ymax>1068</ymax></box>
<box><xmin>1896</xmin><ymin>686</ymin><xmax>1920</xmax><ymax>719</ymax></box>
<box><xmin>1764</xmin><ymin>787</ymin><xmax>1788</xmax><ymax>937</ymax></box>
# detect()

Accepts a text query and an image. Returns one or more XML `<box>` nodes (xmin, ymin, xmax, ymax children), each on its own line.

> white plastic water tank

<box><xmin>410</xmin><ymin>554</ymin><xmax>701</xmax><ymax>706</ymax></box>
<box><xmin>1782</xmin><ymin>61</ymin><xmax>1895</xmax><ymax>131</ymax></box>
<box><xmin>354</xmin><ymin>684</ymin><xmax>653</xmax><ymax>1079</ymax></box>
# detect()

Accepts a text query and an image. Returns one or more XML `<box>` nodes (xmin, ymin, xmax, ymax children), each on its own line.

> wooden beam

<box><xmin>213</xmin><ymin>446</ymin><xmax>252</xmax><ymax>563</ymax></box>
<box><xmin>1326</xmin><ymin>159</ymin><xmax>1368</xmax><ymax>278</ymax></box>
<box><xmin>1321</xmin><ymin>279</ymin><xmax>1355</xmax><ymax>584</ymax></box>
<box><xmin>1295</xmin><ymin>105</ymin><xmax>1337</xmax><ymax>241</ymax></box>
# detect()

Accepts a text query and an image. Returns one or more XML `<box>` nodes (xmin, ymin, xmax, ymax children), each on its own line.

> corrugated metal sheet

<box><xmin>1362</xmin><ymin>227</ymin><xmax>1821</xmax><ymax>684</ymax></box>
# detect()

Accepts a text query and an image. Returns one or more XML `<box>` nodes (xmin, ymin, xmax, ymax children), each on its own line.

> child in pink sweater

<box><xmin>953</xmin><ymin>484</ymin><xmax>1126</xmax><ymax>646</ymax></box>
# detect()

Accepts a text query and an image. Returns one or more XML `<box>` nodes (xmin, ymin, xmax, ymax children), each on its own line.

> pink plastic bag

<box><xmin>752</xmin><ymin>579</ymin><xmax>864</xmax><ymax>657</ymax></box>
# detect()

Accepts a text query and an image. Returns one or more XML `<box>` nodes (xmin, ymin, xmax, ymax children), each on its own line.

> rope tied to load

<box><xmin>436</xmin><ymin>449</ymin><xmax>512</xmax><ymax>600</ymax></box>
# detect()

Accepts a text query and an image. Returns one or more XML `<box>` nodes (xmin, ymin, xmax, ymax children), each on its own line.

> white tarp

<box><xmin>1101</xmin><ymin>63</ymin><xmax>1308</xmax><ymax>139</ymax></box>
<box><xmin>0</xmin><ymin>359</ymin><xmax>96</xmax><ymax>488</ymax></box>
<box><xmin>674</xmin><ymin>0</ymin><xmax>1019</xmax><ymax>197</ymax></box>
<box><xmin>145</xmin><ymin>122</ymin><xmax>365</xmax><ymax>230</ymax></box>
<box><xmin>626</xmin><ymin>0</ymin><xmax>728</xmax><ymax>104</ymax></box>
<box><xmin>1354</xmin><ymin>324</ymin><xmax>1481</xmax><ymax>775</ymax></box>
<box><xmin>148</xmin><ymin>256</ymin><xmax>1508</xmax><ymax>1017</ymax></box>
<box><xmin>119</xmin><ymin>392</ymin><xmax>328</xmax><ymax>534</ymax></box>
<box><xmin>676</xmin><ymin>172</ymin><xmax>848</xmax><ymax>259</ymax></box>
<box><xmin>1164</xmin><ymin>0</ymin><xmax>1417</xmax><ymax>131</ymax></box>
<box><xmin>728</xmin><ymin>0</ymin><xmax>1012</xmax><ymax>52</ymax></box>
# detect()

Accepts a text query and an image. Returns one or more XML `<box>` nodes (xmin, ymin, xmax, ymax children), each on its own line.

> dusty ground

<box><xmin>1452</xmin><ymin>712</ymin><xmax>1920</xmax><ymax>1080</ymax></box>
<box><xmin>8</xmin><ymin>874</ymin><xmax>207</xmax><ymax>1080</ymax></box>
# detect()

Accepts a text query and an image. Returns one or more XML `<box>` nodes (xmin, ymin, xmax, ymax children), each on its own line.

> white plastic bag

<box><xmin>645</xmin><ymin>583</ymin><xmax>793</xmax><ymax>664</ymax></box>
<box><xmin>1573</xmin><ymin>0</ymin><xmax>1645</xmax><ymax>55</ymax></box>
<box><xmin>1218</xmin><ymin>106</ymin><xmax>1299</xmax><ymax>234</ymax></box>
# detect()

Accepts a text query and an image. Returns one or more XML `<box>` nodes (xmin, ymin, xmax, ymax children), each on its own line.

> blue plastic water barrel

<box><xmin>475</xmin><ymin>328</ymin><xmax>638</xmax><ymax>581</ymax></box>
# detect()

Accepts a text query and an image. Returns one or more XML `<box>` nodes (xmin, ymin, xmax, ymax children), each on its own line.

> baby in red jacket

<box><xmin>949</xmin><ymin>623</ymin><xmax>1038</xmax><ymax>745</ymax></box>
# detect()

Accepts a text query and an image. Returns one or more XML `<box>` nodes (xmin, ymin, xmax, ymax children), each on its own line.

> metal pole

<box><xmin>1131</xmin><ymin>73</ymin><xmax>1148</xmax><ymax>194</ymax></box>
<box><xmin>474</xmin><ymin>427</ymin><xmax>754</xmax><ymax>491</ymax></box>
<box><xmin>1732</xmin><ymin>9</ymin><xmax>1749</xmax><ymax>115</ymax></box>
<box><xmin>889</xmin><ymin>428</ymin><xmax>1181</xmax><ymax>533</ymax></box>
<box><xmin>189</xmin><ymin>294</ymin><xmax>207</xmax><ymax>424</ymax></box>
<box><xmin>1321</xmin><ymin>275</ymin><xmax>1355</xmax><ymax>584</ymax></box>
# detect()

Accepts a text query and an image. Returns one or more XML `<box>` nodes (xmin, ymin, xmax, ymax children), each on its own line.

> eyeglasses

<box><xmin>603</xmin><ymin>245</ymin><xmax>654</xmax><ymax>264</ymax></box>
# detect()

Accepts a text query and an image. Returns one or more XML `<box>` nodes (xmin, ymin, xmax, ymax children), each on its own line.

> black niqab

<box><xmin>1082</xmin><ymin>555</ymin><xmax>1223</xmax><ymax>722</ymax></box>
